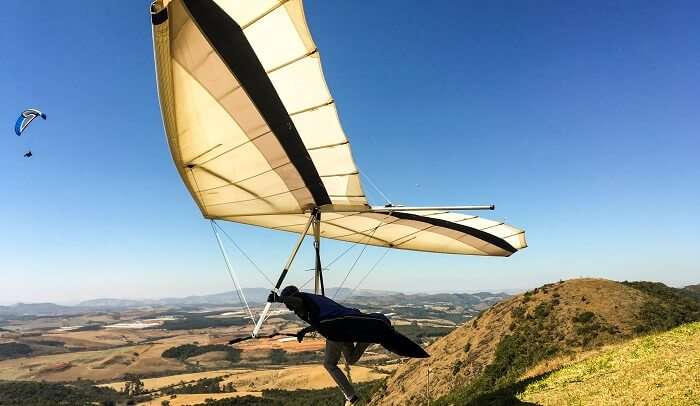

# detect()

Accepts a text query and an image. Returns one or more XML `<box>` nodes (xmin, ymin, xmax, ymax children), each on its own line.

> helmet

<box><xmin>280</xmin><ymin>285</ymin><xmax>299</xmax><ymax>297</ymax></box>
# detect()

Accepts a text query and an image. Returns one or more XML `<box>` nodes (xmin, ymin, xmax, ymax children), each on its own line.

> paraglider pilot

<box><xmin>269</xmin><ymin>286</ymin><xmax>369</xmax><ymax>405</ymax></box>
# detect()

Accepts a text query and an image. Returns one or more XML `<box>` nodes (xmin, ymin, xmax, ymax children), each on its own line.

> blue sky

<box><xmin>1</xmin><ymin>1</ymin><xmax>698</xmax><ymax>304</ymax></box>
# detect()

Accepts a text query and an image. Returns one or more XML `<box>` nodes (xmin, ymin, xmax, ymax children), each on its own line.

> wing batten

<box><xmin>288</xmin><ymin>100</ymin><xmax>335</xmax><ymax>116</ymax></box>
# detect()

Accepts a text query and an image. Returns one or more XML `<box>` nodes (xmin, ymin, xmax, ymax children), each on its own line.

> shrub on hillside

<box><xmin>32</xmin><ymin>340</ymin><xmax>65</xmax><ymax>347</ymax></box>
<box><xmin>269</xmin><ymin>348</ymin><xmax>287</xmax><ymax>364</ymax></box>
<box><xmin>161</xmin><ymin>344</ymin><xmax>241</xmax><ymax>363</ymax></box>
<box><xmin>572</xmin><ymin>311</ymin><xmax>595</xmax><ymax>323</ymax></box>
<box><xmin>162</xmin><ymin>377</ymin><xmax>227</xmax><ymax>395</ymax></box>
<box><xmin>0</xmin><ymin>342</ymin><xmax>32</xmax><ymax>359</ymax></box>
<box><xmin>623</xmin><ymin>281</ymin><xmax>700</xmax><ymax>333</ymax></box>
<box><xmin>0</xmin><ymin>381</ymin><xmax>122</xmax><ymax>406</ymax></box>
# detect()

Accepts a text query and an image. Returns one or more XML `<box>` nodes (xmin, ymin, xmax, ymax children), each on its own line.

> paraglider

<box><xmin>14</xmin><ymin>108</ymin><xmax>46</xmax><ymax>158</ymax></box>
<box><xmin>15</xmin><ymin>109</ymin><xmax>46</xmax><ymax>136</ymax></box>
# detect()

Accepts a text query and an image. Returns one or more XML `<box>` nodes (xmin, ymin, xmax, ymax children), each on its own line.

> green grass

<box><xmin>519</xmin><ymin>321</ymin><xmax>700</xmax><ymax>405</ymax></box>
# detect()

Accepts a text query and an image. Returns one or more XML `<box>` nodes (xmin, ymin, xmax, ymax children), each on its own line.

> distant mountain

<box><xmin>1</xmin><ymin>287</ymin><xmax>500</xmax><ymax>317</ymax></box>
<box><xmin>78</xmin><ymin>288</ymin><xmax>272</xmax><ymax>308</ymax></box>
<box><xmin>0</xmin><ymin>287</ymin><xmax>403</xmax><ymax>317</ymax></box>
<box><xmin>75</xmin><ymin>298</ymin><xmax>151</xmax><ymax>308</ymax></box>
<box><xmin>77</xmin><ymin>287</ymin><xmax>394</xmax><ymax>309</ymax></box>
<box><xmin>0</xmin><ymin>303</ymin><xmax>82</xmax><ymax>316</ymax></box>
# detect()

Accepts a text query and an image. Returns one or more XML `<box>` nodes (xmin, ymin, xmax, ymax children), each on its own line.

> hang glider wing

<box><xmin>152</xmin><ymin>0</ymin><xmax>364</xmax><ymax>218</ymax></box>
<box><xmin>230</xmin><ymin>211</ymin><xmax>526</xmax><ymax>257</ymax></box>
<box><xmin>151</xmin><ymin>0</ymin><xmax>527</xmax><ymax>257</ymax></box>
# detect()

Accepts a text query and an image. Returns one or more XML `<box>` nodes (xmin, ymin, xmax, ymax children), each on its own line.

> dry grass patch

<box><xmin>519</xmin><ymin>321</ymin><xmax>700</xmax><ymax>405</ymax></box>
<box><xmin>103</xmin><ymin>369</ymin><xmax>242</xmax><ymax>392</ymax></box>
<box><xmin>139</xmin><ymin>392</ymin><xmax>262</xmax><ymax>406</ymax></box>
<box><xmin>220</xmin><ymin>365</ymin><xmax>391</xmax><ymax>392</ymax></box>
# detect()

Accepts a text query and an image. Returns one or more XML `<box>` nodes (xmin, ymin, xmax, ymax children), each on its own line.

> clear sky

<box><xmin>1</xmin><ymin>1</ymin><xmax>698</xmax><ymax>304</ymax></box>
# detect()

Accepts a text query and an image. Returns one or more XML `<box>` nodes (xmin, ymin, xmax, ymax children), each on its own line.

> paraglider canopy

<box><xmin>15</xmin><ymin>109</ymin><xmax>46</xmax><ymax>136</ymax></box>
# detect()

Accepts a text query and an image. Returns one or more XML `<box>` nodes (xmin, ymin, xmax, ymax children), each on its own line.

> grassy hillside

<box><xmin>370</xmin><ymin>278</ymin><xmax>700</xmax><ymax>406</ymax></box>
<box><xmin>519</xmin><ymin>321</ymin><xmax>700</xmax><ymax>405</ymax></box>
<box><xmin>621</xmin><ymin>281</ymin><xmax>700</xmax><ymax>333</ymax></box>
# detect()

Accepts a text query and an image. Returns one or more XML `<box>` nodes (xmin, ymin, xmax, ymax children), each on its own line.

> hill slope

<box><xmin>370</xmin><ymin>278</ymin><xmax>700</xmax><ymax>406</ymax></box>
<box><xmin>519</xmin><ymin>321</ymin><xmax>700</xmax><ymax>405</ymax></box>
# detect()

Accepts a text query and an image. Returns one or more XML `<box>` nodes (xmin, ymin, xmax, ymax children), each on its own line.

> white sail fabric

<box><xmin>151</xmin><ymin>0</ymin><xmax>527</xmax><ymax>257</ymax></box>
<box><xmin>152</xmin><ymin>0</ymin><xmax>364</xmax><ymax>218</ymax></box>
<box><xmin>229</xmin><ymin>211</ymin><xmax>526</xmax><ymax>256</ymax></box>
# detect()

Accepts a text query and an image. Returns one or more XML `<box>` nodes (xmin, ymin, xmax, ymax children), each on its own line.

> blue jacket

<box><xmin>291</xmin><ymin>292</ymin><xmax>390</xmax><ymax>343</ymax></box>
<box><xmin>297</xmin><ymin>292</ymin><xmax>361</xmax><ymax>325</ymax></box>
<box><xmin>286</xmin><ymin>292</ymin><xmax>429</xmax><ymax>358</ymax></box>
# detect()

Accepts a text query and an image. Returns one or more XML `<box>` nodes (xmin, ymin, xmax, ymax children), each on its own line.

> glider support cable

<box><xmin>331</xmin><ymin>213</ymin><xmax>391</xmax><ymax>299</ymax></box>
<box><xmin>298</xmin><ymin>235</ymin><xmax>367</xmax><ymax>291</ymax></box>
<box><xmin>210</xmin><ymin>220</ymin><xmax>257</xmax><ymax>327</ymax></box>
<box><xmin>298</xmin><ymin>216</ymin><xmax>397</xmax><ymax>291</ymax></box>
<box><xmin>212</xmin><ymin>221</ymin><xmax>275</xmax><ymax>287</ymax></box>
<box><xmin>342</xmin><ymin>247</ymin><xmax>391</xmax><ymax>300</ymax></box>
<box><xmin>252</xmin><ymin>210</ymin><xmax>317</xmax><ymax>337</ymax></box>
<box><xmin>360</xmin><ymin>171</ymin><xmax>392</xmax><ymax>206</ymax></box>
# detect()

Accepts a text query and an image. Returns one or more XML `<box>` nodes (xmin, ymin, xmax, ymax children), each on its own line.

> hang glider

<box><xmin>150</xmin><ymin>0</ymin><xmax>527</xmax><ymax>337</ymax></box>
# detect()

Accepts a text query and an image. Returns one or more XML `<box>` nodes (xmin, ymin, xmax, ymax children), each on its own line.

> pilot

<box><xmin>270</xmin><ymin>285</ymin><xmax>371</xmax><ymax>405</ymax></box>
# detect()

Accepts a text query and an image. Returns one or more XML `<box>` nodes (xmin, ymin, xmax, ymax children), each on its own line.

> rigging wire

<box><xmin>298</xmin><ymin>237</ymin><xmax>363</xmax><ymax>290</ymax></box>
<box><xmin>210</xmin><ymin>220</ymin><xmax>257</xmax><ymax>327</ymax></box>
<box><xmin>189</xmin><ymin>168</ymin><xmax>256</xmax><ymax>326</ymax></box>
<box><xmin>331</xmin><ymin>239</ymin><xmax>372</xmax><ymax>299</ymax></box>
<box><xmin>212</xmin><ymin>220</ymin><xmax>275</xmax><ymax>287</ymax></box>
<box><xmin>342</xmin><ymin>247</ymin><xmax>391</xmax><ymax>300</ymax></box>
<box><xmin>331</xmin><ymin>217</ymin><xmax>388</xmax><ymax>299</ymax></box>
<box><xmin>299</xmin><ymin>214</ymin><xmax>393</xmax><ymax>294</ymax></box>
<box><xmin>360</xmin><ymin>171</ymin><xmax>392</xmax><ymax>206</ymax></box>
<box><xmin>325</xmin><ymin>242</ymin><xmax>359</xmax><ymax>268</ymax></box>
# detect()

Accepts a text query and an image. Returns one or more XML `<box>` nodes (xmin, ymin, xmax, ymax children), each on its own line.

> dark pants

<box><xmin>323</xmin><ymin>340</ymin><xmax>371</xmax><ymax>400</ymax></box>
